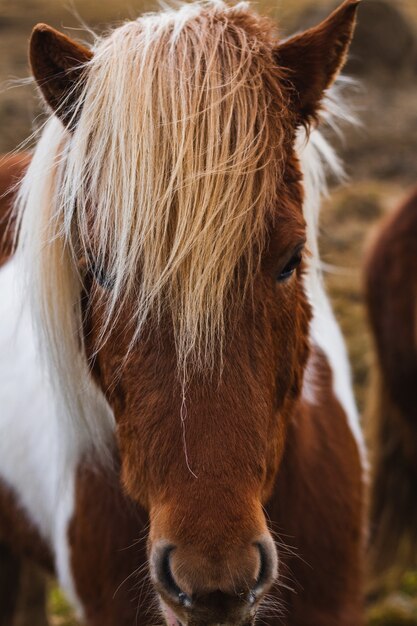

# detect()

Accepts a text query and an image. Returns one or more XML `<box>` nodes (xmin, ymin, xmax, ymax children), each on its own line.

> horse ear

<box><xmin>276</xmin><ymin>0</ymin><xmax>360</xmax><ymax>124</ymax></box>
<box><xmin>30</xmin><ymin>24</ymin><xmax>92</xmax><ymax>128</ymax></box>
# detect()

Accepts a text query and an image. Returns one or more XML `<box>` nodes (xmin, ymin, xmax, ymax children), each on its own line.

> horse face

<box><xmin>81</xmin><ymin>168</ymin><xmax>310</xmax><ymax>624</ymax></box>
<box><xmin>29</xmin><ymin>2</ymin><xmax>358</xmax><ymax>623</ymax></box>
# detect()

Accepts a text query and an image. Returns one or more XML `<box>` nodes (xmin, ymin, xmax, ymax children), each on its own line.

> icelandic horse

<box><xmin>0</xmin><ymin>2</ymin><xmax>366</xmax><ymax>625</ymax></box>
<box><xmin>365</xmin><ymin>187</ymin><xmax>417</xmax><ymax>579</ymax></box>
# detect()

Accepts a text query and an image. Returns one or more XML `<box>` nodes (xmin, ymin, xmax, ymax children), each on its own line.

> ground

<box><xmin>1</xmin><ymin>0</ymin><xmax>417</xmax><ymax>624</ymax></box>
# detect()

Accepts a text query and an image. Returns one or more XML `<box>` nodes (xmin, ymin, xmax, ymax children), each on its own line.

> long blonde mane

<box><xmin>15</xmin><ymin>1</ymin><xmax>348</xmax><ymax>460</ymax></box>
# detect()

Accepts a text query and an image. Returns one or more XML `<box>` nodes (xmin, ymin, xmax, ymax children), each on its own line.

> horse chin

<box><xmin>161</xmin><ymin>601</ymin><xmax>257</xmax><ymax>626</ymax></box>
<box><xmin>162</xmin><ymin>602</ymin><xmax>183</xmax><ymax>626</ymax></box>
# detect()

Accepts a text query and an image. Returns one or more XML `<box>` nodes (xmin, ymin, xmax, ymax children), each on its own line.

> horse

<box><xmin>0</xmin><ymin>1</ymin><xmax>365</xmax><ymax>624</ymax></box>
<box><xmin>365</xmin><ymin>186</ymin><xmax>417</xmax><ymax>580</ymax></box>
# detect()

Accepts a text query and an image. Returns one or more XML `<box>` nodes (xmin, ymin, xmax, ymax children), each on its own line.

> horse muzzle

<box><xmin>151</xmin><ymin>535</ymin><xmax>277</xmax><ymax>626</ymax></box>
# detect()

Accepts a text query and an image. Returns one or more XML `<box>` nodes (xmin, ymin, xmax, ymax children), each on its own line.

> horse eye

<box><xmin>88</xmin><ymin>254</ymin><xmax>115</xmax><ymax>290</ymax></box>
<box><xmin>276</xmin><ymin>250</ymin><xmax>303</xmax><ymax>283</ymax></box>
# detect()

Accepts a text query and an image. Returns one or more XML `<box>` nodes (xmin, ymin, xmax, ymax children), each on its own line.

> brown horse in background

<box><xmin>365</xmin><ymin>187</ymin><xmax>417</xmax><ymax>578</ymax></box>
<box><xmin>0</xmin><ymin>2</ymin><xmax>365</xmax><ymax>625</ymax></box>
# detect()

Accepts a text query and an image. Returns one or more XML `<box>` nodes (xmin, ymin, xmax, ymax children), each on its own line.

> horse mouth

<box><xmin>163</xmin><ymin>603</ymin><xmax>183</xmax><ymax>626</ymax></box>
<box><xmin>163</xmin><ymin>603</ymin><xmax>257</xmax><ymax>626</ymax></box>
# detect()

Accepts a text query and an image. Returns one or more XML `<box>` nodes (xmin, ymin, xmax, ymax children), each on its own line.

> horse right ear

<box><xmin>30</xmin><ymin>24</ymin><xmax>92</xmax><ymax>128</ymax></box>
<box><xmin>275</xmin><ymin>0</ymin><xmax>360</xmax><ymax>125</ymax></box>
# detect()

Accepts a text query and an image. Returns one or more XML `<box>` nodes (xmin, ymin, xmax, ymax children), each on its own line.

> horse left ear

<box><xmin>276</xmin><ymin>0</ymin><xmax>360</xmax><ymax>124</ymax></box>
<box><xmin>30</xmin><ymin>24</ymin><xmax>93</xmax><ymax>128</ymax></box>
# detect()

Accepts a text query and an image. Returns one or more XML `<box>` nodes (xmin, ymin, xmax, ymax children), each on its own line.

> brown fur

<box><xmin>14</xmin><ymin>564</ymin><xmax>49</xmax><ymax>626</ymax></box>
<box><xmin>0</xmin><ymin>543</ymin><xmax>21</xmax><ymax>626</ymax></box>
<box><xmin>0</xmin><ymin>479</ymin><xmax>53</xmax><ymax>626</ymax></box>
<box><xmin>0</xmin><ymin>554</ymin><xmax>49</xmax><ymax>626</ymax></box>
<box><xmin>270</xmin><ymin>350</ymin><xmax>364</xmax><ymax>626</ymax></box>
<box><xmin>365</xmin><ymin>187</ymin><xmax>417</xmax><ymax>575</ymax></box>
<box><xmin>69</xmin><ymin>459</ymin><xmax>154</xmax><ymax>626</ymax></box>
<box><xmin>0</xmin><ymin>479</ymin><xmax>53</xmax><ymax>574</ymax></box>
<box><xmin>65</xmin><ymin>347</ymin><xmax>364</xmax><ymax>625</ymax></box>
<box><xmin>0</xmin><ymin>3</ymin><xmax>364</xmax><ymax>625</ymax></box>
<box><xmin>0</xmin><ymin>153</ymin><xmax>31</xmax><ymax>266</ymax></box>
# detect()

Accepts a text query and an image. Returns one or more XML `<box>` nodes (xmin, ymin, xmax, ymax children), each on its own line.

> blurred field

<box><xmin>1</xmin><ymin>0</ymin><xmax>417</xmax><ymax>624</ymax></box>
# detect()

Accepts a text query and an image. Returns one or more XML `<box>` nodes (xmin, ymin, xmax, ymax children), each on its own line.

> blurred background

<box><xmin>1</xmin><ymin>0</ymin><xmax>417</xmax><ymax>624</ymax></box>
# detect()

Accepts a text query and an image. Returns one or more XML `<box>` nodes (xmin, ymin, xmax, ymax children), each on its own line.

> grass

<box><xmin>367</xmin><ymin>573</ymin><xmax>417</xmax><ymax>626</ymax></box>
<box><xmin>47</xmin><ymin>586</ymin><xmax>78</xmax><ymax>626</ymax></box>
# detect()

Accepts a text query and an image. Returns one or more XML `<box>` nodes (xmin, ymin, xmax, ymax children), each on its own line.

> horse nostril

<box><xmin>252</xmin><ymin>537</ymin><xmax>277</xmax><ymax>597</ymax></box>
<box><xmin>153</xmin><ymin>545</ymin><xmax>192</xmax><ymax>608</ymax></box>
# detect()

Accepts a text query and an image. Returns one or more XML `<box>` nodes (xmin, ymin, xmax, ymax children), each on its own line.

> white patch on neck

<box><xmin>0</xmin><ymin>257</ymin><xmax>105</xmax><ymax>617</ymax></box>
<box><xmin>298</xmin><ymin>123</ymin><xmax>367</xmax><ymax>468</ymax></box>
<box><xmin>305</xmin><ymin>273</ymin><xmax>367</xmax><ymax>467</ymax></box>
<box><xmin>301</xmin><ymin>345</ymin><xmax>321</xmax><ymax>407</ymax></box>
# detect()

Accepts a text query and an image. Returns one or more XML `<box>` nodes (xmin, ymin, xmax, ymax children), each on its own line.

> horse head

<box><xmin>24</xmin><ymin>2</ymin><xmax>359</xmax><ymax>623</ymax></box>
